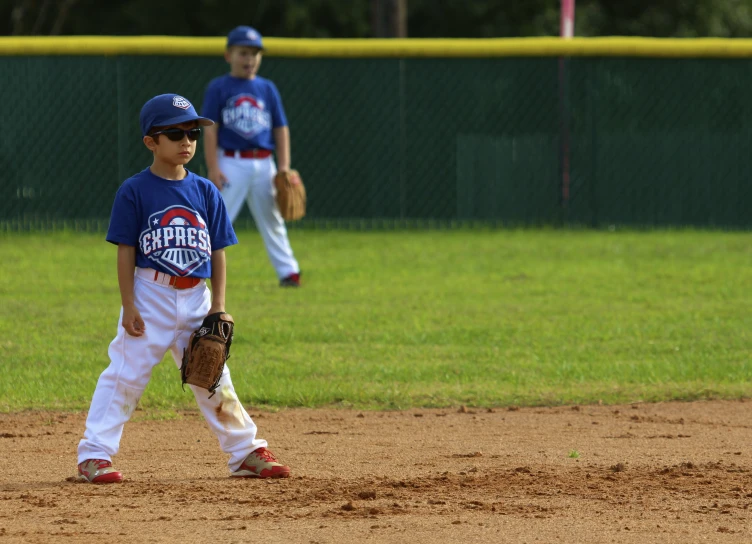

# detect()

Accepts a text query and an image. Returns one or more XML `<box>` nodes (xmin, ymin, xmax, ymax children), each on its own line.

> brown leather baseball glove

<box><xmin>274</xmin><ymin>169</ymin><xmax>306</xmax><ymax>221</ymax></box>
<box><xmin>180</xmin><ymin>312</ymin><xmax>234</xmax><ymax>397</ymax></box>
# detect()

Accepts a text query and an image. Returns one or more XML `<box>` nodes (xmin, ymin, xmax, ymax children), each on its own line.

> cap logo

<box><xmin>247</xmin><ymin>30</ymin><xmax>258</xmax><ymax>40</ymax></box>
<box><xmin>173</xmin><ymin>96</ymin><xmax>191</xmax><ymax>110</ymax></box>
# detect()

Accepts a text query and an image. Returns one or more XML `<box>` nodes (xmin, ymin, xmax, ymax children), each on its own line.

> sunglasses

<box><xmin>151</xmin><ymin>127</ymin><xmax>202</xmax><ymax>142</ymax></box>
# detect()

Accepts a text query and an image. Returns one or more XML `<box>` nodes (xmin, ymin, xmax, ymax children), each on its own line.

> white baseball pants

<box><xmin>218</xmin><ymin>152</ymin><xmax>299</xmax><ymax>279</ymax></box>
<box><xmin>77</xmin><ymin>268</ymin><xmax>267</xmax><ymax>472</ymax></box>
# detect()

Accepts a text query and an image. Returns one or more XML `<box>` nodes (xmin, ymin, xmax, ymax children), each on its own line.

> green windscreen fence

<box><xmin>2</xmin><ymin>52</ymin><xmax>751</xmax><ymax>229</ymax></box>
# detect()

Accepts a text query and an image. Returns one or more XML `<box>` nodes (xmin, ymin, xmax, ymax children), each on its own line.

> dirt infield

<box><xmin>0</xmin><ymin>400</ymin><xmax>750</xmax><ymax>543</ymax></box>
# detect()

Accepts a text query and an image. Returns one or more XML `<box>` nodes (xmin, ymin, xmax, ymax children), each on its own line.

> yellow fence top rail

<box><xmin>3</xmin><ymin>36</ymin><xmax>752</xmax><ymax>58</ymax></box>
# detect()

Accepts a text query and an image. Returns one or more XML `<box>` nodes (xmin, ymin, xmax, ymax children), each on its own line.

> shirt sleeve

<box><xmin>105</xmin><ymin>184</ymin><xmax>139</xmax><ymax>246</ymax></box>
<box><xmin>269</xmin><ymin>82</ymin><xmax>288</xmax><ymax>128</ymax></box>
<box><xmin>201</xmin><ymin>79</ymin><xmax>222</xmax><ymax>123</ymax></box>
<box><xmin>206</xmin><ymin>183</ymin><xmax>238</xmax><ymax>251</ymax></box>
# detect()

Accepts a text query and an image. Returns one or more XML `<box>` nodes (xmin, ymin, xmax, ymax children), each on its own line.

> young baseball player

<box><xmin>201</xmin><ymin>25</ymin><xmax>302</xmax><ymax>288</ymax></box>
<box><xmin>76</xmin><ymin>93</ymin><xmax>290</xmax><ymax>484</ymax></box>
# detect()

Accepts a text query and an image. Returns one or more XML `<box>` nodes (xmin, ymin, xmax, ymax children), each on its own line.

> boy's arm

<box><xmin>209</xmin><ymin>248</ymin><xmax>227</xmax><ymax>314</ymax></box>
<box><xmin>273</xmin><ymin>126</ymin><xmax>290</xmax><ymax>173</ymax></box>
<box><xmin>204</xmin><ymin>124</ymin><xmax>227</xmax><ymax>190</ymax></box>
<box><xmin>117</xmin><ymin>244</ymin><xmax>145</xmax><ymax>337</ymax></box>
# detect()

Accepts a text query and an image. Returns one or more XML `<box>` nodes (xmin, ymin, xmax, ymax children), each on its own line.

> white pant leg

<box><xmin>246</xmin><ymin>158</ymin><xmax>300</xmax><ymax>279</ymax></box>
<box><xmin>77</xmin><ymin>277</ymin><xmax>189</xmax><ymax>463</ymax></box>
<box><xmin>218</xmin><ymin>154</ymin><xmax>254</xmax><ymax>223</ymax></box>
<box><xmin>219</xmin><ymin>152</ymin><xmax>299</xmax><ymax>279</ymax></box>
<box><xmin>170</xmin><ymin>284</ymin><xmax>268</xmax><ymax>471</ymax></box>
<box><xmin>168</xmin><ymin>313</ymin><xmax>267</xmax><ymax>472</ymax></box>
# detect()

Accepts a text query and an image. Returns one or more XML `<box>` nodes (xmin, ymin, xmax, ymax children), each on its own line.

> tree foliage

<box><xmin>2</xmin><ymin>0</ymin><xmax>752</xmax><ymax>37</ymax></box>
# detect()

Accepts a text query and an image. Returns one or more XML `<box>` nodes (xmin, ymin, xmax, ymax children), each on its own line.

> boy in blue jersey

<box><xmin>202</xmin><ymin>26</ymin><xmax>302</xmax><ymax>288</ymax></box>
<box><xmin>76</xmin><ymin>93</ymin><xmax>290</xmax><ymax>483</ymax></box>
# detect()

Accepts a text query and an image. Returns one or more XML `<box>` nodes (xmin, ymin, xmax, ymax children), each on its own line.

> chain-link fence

<box><xmin>2</xmin><ymin>49</ymin><xmax>751</xmax><ymax>230</ymax></box>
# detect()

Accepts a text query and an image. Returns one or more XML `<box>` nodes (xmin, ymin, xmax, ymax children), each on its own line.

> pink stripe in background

<box><xmin>559</xmin><ymin>0</ymin><xmax>574</xmax><ymax>204</ymax></box>
<box><xmin>560</xmin><ymin>0</ymin><xmax>575</xmax><ymax>39</ymax></box>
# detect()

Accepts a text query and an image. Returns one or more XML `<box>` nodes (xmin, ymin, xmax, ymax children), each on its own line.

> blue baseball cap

<box><xmin>226</xmin><ymin>26</ymin><xmax>264</xmax><ymax>49</ymax></box>
<box><xmin>139</xmin><ymin>94</ymin><xmax>214</xmax><ymax>136</ymax></box>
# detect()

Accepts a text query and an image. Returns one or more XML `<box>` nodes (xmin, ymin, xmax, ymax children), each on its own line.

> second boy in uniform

<box><xmin>202</xmin><ymin>26</ymin><xmax>302</xmax><ymax>288</ymax></box>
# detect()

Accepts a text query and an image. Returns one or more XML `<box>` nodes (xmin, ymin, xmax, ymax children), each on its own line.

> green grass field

<box><xmin>1</xmin><ymin>228</ymin><xmax>751</xmax><ymax>412</ymax></box>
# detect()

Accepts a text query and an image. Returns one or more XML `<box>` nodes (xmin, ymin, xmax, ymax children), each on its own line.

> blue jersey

<box><xmin>201</xmin><ymin>74</ymin><xmax>288</xmax><ymax>151</ymax></box>
<box><xmin>106</xmin><ymin>168</ymin><xmax>238</xmax><ymax>278</ymax></box>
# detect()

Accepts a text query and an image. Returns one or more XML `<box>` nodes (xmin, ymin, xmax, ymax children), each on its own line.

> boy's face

<box><xmin>143</xmin><ymin>121</ymin><xmax>200</xmax><ymax>165</ymax></box>
<box><xmin>226</xmin><ymin>46</ymin><xmax>262</xmax><ymax>79</ymax></box>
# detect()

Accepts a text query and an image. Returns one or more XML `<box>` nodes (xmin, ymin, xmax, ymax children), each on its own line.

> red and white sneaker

<box><xmin>231</xmin><ymin>448</ymin><xmax>291</xmax><ymax>479</ymax></box>
<box><xmin>77</xmin><ymin>459</ymin><xmax>123</xmax><ymax>484</ymax></box>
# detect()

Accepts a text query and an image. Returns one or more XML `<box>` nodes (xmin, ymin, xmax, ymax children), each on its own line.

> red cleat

<box><xmin>77</xmin><ymin>459</ymin><xmax>123</xmax><ymax>484</ymax></box>
<box><xmin>279</xmin><ymin>272</ymin><xmax>301</xmax><ymax>287</ymax></box>
<box><xmin>231</xmin><ymin>448</ymin><xmax>291</xmax><ymax>478</ymax></box>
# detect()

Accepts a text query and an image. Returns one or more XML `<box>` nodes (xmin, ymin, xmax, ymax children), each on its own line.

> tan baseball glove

<box><xmin>274</xmin><ymin>169</ymin><xmax>306</xmax><ymax>221</ymax></box>
<box><xmin>180</xmin><ymin>312</ymin><xmax>234</xmax><ymax>398</ymax></box>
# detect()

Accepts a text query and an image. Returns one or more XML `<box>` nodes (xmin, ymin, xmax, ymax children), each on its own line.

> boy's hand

<box><xmin>122</xmin><ymin>305</ymin><xmax>146</xmax><ymax>337</ymax></box>
<box><xmin>208</xmin><ymin>167</ymin><xmax>228</xmax><ymax>190</ymax></box>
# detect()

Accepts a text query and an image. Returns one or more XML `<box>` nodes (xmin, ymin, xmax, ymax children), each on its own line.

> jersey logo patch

<box><xmin>173</xmin><ymin>96</ymin><xmax>191</xmax><ymax>110</ymax></box>
<box><xmin>222</xmin><ymin>94</ymin><xmax>272</xmax><ymax>139</ymax></box>
<box><xmin>138</xmin><ymin>205</ymin><xmax>211</xmax><ymax>276</ymax></box>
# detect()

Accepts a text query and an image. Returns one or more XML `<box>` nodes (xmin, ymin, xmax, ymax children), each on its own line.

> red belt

<box><xmin>153</xmin><ymin>270</ymin><xmax>200</xmax><ymax>290</ymax></box>
<box><xmin>224</xmin><ymin>149</ymin><xmax>272</xmax><ymax>159</ymax></box>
